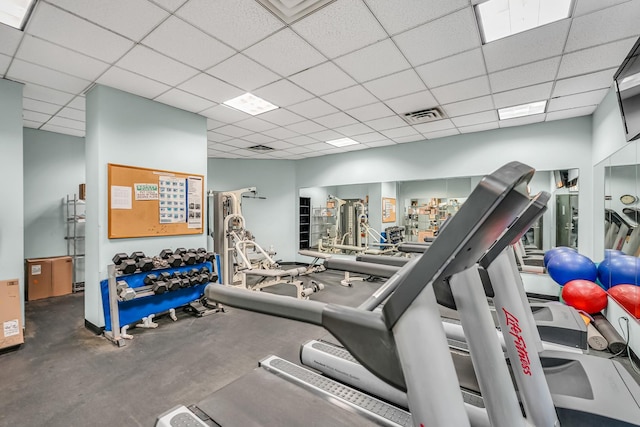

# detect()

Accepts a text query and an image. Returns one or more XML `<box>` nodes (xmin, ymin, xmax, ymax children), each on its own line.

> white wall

<box><xmin>23</xmin><ymin>129</ymin><xmax>85</xmax><ymax>259</ymax></box>
<box><xmin>0</xmin><ymin>79</ymin><xmax>24</xmax><ymax>322</ymax></box>
<box><xmin>85</xmin><ymin>85</ymin><xmax>207</xmax><ymax>328</ymax></box>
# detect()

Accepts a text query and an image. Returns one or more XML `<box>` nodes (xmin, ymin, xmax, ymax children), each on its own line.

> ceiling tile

<box><xmin>259</xmin><ymin>109</ymin><xmax>306</xmax><ymax>126</ymax></box>
<box><xmin>176</xmin><ymin>0</ymin><xmax>284</xmax><ymax>51</ymax></box>
<box><xmin>208</xmin><ymin>54</ymin><xmax>280</xmax><ymax>91</ymax></box>
<box><xmin>40</xmin><ymin>123</ymin><xmax>84</xmax><ymax>137</ymax></box>
<box><xmin>450</xmin><ymin>110</ymin><xmax>498</xmax><ymax>127</ymax></box>
<box><xmin>352</xmin><ymin>132</ymin><xmax>387</xmax><ymax>143</ymax></box>
<box><xmin>56</xmin><ymin>107</ymin><xmax>85</xmax><ymax>121</ymax></box>
<box><xmin>23</xmin><ymin>110</ymin><xmax>52</xmax><ymax>123</ymax></box>
<box><xmin>304</xmin><ymin>141</ymin><xmax>334</xmax><ymax>151</ymax></box>
<box><xmin>546</xmin><ymin>105</ymin><xmax>597</xmax><ymax>121</ymax></box>
<box><xmin>0</xmin><ymin>22</ymin><xmax>22</xmax><ymax>56</ymax></box>
<box><xmin>444</xmin><ymin>96</ymin><xmax>494</xmax><ymax>117</ymax></box>
<box><xmin>244</xmin><ymin>29</ymin><xmax>326</xmax><ymax>77</ymax></box>
<box><xmin>178</xmin><ymin>73</ymin><xmax>243</xmax><ymax>103</ymax></box>
<box><xmin>200</xmin><ymin>104</ymin><xmax>251</xmax><ymax>123</ymax></box>
<box><xmin>27</xmin><ymin>2</ymin><xmax>134</xmax><ymax>63</ymax></box>
<box><xmin>499</xmin><ymin>114</ymin><xmax>546</xmax><ymax>128</ymax></box>
<box><xmin>393</xmin><ymin>135</ymin><xmax>424</xmax><ymax>144</ymax></box>
<box><xmin>493</xmin><ymin>83</ymin><xmax>553</xmax><ymax>109</ymax></box>
<box><xmin>265</xmin><ymin>140</ymin><xmax>296</xmax><ymax>150</ymax></box>
<box><xmin>364</xmin><ymin>69</ymin><xmax>426</xmax><ymax>101</ymax></box>
<box><xmin>483</xmin><ymin>20</ymin><xmax>570</xmax><ymax>73</ymax></box>
<box><xmin>51</xmin><ymin>0</ymin><xmax>169</xmax><ymax>41</ymax></box>
<box><xmin>364</xmin><ymin>115</ymin><xmax>407</xmax><ymax>131</ymax></box>
<box><xmin>68</xmin><ymin>97</ymin><xmax>86</xmax><ymax>110</ymax></box>
<box><xmin>47</xmin><ymin>116</ymin><xmax>85</xmax><ymax>131</ymax></box>
<box><xmin>364</xmin><ymin>139</ymin><xmax>395</xmax><ymax>148</ymax></box>
<box><xmin>207</xmin><ymin>119</ymin><xmax>226</xmax><ymax>130</ymax></box>
<box><xmin>334</xmin><ymin>123</ymin><xmax>373</xmax><ymax>136</ymax></box>
<box><xmin>334</xmin><ymin>39</ymin><xmax>411</xmax><ymax>83</ymax></box>
<box><xmin>242</xmin><ymin>133</ymin><xmax>276</xmax><ymax>144</ymax></box>
<box><xmin>489</xmin><ymin>57</ymin><xmax>561</xmax><ymax>93</ymax></box>
<box><xmin>365</xmin><ymin>0</ymin><xmax>469</xmax><ymax>36</ymax></box>
<box><xmin>97</xmin><ymin>67</ymin><xmax>171</xmax><ymax>99</ymax></box>
<box><xmin>432</xmin><ymin>76</ymin><xmax>490</xmax><ymax>105</ymax></box>
<box><xmin>547</xmin><ymin>88</ymin><xmax>609</xmax><ymax>112</ymax></box>
<box><xmin>150</xmin><ymin>0</ymin><xmax>188</xmax><ymax>13</ymax></box>
<box><xmin>553</xmin><ymin>68</ymin><xmax>616</xmax><ymax>97</ymax></box>
<box><xmin>416</xmin><ymin>48</ymin><xmax>485</xmax><ymax>89</ymax></box>
<box><xmin>322</xmin><ymin>85</ymin><xmax>378</xmax><ymax>110</ymax></box>
<box><xmin>7</xmin><ymin>59</ymin><xmax>91</xmax><ymax>94</ymax></box>
<box><xmin>215</xmin><ymin>124</ymin><xmax>254</xmax><ymax>138</ymax></box>
<box><xmin>0</xmin><ymin>53</ymin><xmax>10</xmax><ymax>76</ymax></box>
<box><xmin>22</xmin><ymin>83</ymin><xmax>76</xmax><ymax>105</ymax></box>
<box><xmin>346</xmin><ymin>102</ymin><xmax>395</xmax><ymax>121</ymax></box>
<box><xmin>307</xmin><ymin>130</ymin><xmax>343</xmax><ymax>141</ymax></box>
<box><xmin>286</xmin><ymin>146</ymin><xmax>312</xmax><ymax>154</ymax></box>
<box><xmin>385</xmin><ymin>91</ymin><xmax>438</xmax><ymax>115</ymax></box>
<box><xmin>23</xmin><ymin>98</ymin><xmax>62</xmax><ymax>115</ymax></box>
<box><xmin>380</xmin><ymin>126</ymin><xmax>421</xmax><ymax>138</ymax></box>
<box><xmin>262</xmin><ymin>127</ymin><xmax>299</xmax><ymax>139</ymax></box>
<box><xmin>285</xmin><ymin>120</ymin><xmax>327</xmax><ymax>134</ymax></box>
<box><xmin>292</xmin><ymin>0</ymin><xmax>387</xmax><ymax>59</ymax></box>
<box><xmin>422</xmin><ymin>128</ymin><xmax>460</xmax><ymax>139</ymax></box>
<box><xmin>223</xmin><ymin>139</ymin><xmax>255</xmax><ymax>149</ymax></box>
<box><xmin>23</xmin><ymin>120</ymin><xmax>43</xmax><ymax>129</ymax></box>
<box><xmin>393</xmin><ymin>8</ymin><xmax>481</xmax><ymax>66</ymax></box>
<box><xmin>573</xmin><ymin>0</ymin><xmax>629</xmax><ymax>16</ymax></box>
<box><xmin>285</xmin><ymin>135</ymin><xmax>318</xmax><ymax>145</ymax></box>
<box><xmin>235</xmin><ymin>118</ymin><xmax>278</xmax><ymax>132</ymax></box>
<box><xmin>142</xmin><ymin>16</ymin><xmax>236</xmax><ymax>71</ymax></box>
<box><xmin>565</xmin><ymin>1</ymin><xmax>640</xmax><ymax>52</ymax></box>
<box><xmin>117</xmin><ymin>45</ymin><xmax>199</xmax><ymax>87</ymax></box>
<box><xmin>314</xmin><ymin>112</ymin><xmax>358</xmax><ymax>128</ymax></box>
<box><xmin>289</xmin><ymin>98</ymin><xmax>339</xmax><ymax>119</ymax></box>
<box><xmin>206</xmin><ymin>131</ymin><xmax>233</xmax><ymax>142</ymax></box>
<box><xmin>457</xmin><ymin>121</ymin><xmax>499</xmax><ymax>134</ymax></box>
<box><xmin>154</xmin><ymin>88</ymin><xmax>215</xmax><ymax>113</ymax></box>
<box><xmin>557</xmin><ymin>38</ymin><xmax>637</xmax><ymax>79</ymax></box>
<box><xmin>289</xmin><ymin>62</ymin><xmax>356</xmax><ymax>96</ymax></box>
<box><xmin>253</xmin><ymin>79</ymin><xmax>314</xmax><ymax>107</ymax></box>
<box><xmin>413</xmin><ymin>119</ymin><xmax>456</xmax><ymax>134</ymax></box>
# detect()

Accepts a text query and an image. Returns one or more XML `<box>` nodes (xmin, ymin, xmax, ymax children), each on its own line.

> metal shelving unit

<box><xmin>65</xmin><ymin>194</ymin><xmax>85</xmax><ymax>292</ymax></box>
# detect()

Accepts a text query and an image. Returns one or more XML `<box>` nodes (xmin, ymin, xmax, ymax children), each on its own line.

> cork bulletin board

<box><xmin>382</xmin><ymin>198</ymin><xmax>396</xmax><ymax>223</ymax></box>
<box><xmin>107</xmin><ymin>163</ymin><xmax>204</xmax><ymax>239</ymax></box>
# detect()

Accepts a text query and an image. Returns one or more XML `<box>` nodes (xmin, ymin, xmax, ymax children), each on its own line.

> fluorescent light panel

<box><xmin>326</xmin><ymin>137</ymin><xmax>359</xmax><ymax>147</ymax></box>
<box><xmin>498</xmin><ymin>100</ymin><xmax>546</xmax><ymax>120</ymax></box>
<box><xmin>0</xmin><ymin>0</ymin><xmax>37</xmax><ymax>30</ymax></box>
<box><xmin>223</xmin><ymin>93</ymin><xmax>278</xmax><ymax>116</ymax></box>
<box><xmin>476</xmin><ymin>0</ymin><xmax>573</xmax><ymax>44</ymax></box>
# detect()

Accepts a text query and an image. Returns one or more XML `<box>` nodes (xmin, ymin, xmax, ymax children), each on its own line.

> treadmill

<box><xmin>157</xmin><ymin>162</ymin><xmax>640</xmax><ymax>427</ymax></box>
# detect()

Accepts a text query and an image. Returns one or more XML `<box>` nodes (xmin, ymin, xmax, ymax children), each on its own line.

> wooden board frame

<box><xmin>107</xmin><ymin>163</ymin><xmax>204</xmax><ymax>239</ymax></box>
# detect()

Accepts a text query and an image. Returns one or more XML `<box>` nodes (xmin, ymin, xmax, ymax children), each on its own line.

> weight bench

<box><xmin>324</xmin><ymin>258</ymin><xmax>397</xmax><ymax>287</ymax></box>
<box><xmin>298</xmin><ymin>250</ymin><xmax>331</xmax><ymax>274</ymax></box>
<box><xmin>241</xmin><ymin>267</ymin><xmax>324</xmax><ymax>300</ymax></box>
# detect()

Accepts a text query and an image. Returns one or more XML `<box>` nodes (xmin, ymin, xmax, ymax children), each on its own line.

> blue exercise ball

<box><xmin>604</xmin><ymin>249</ymin><xmax>624</xmax><ymax>259</ymax></box>
<box><xmin>543</xmin><ymin>246</ymin><xmax>577</xmax><ymax>267</ymax></box>
<box><xmin>547</xmin><ymin>252</ymin><xmax>597</xmax><ymax>286</ymax></box>
<box><xmin>597</xmin><ymin>254</ymin><xmax>640</xmax><ymax>290</ymax></box>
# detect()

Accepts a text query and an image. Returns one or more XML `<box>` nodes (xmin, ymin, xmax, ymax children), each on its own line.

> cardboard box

<box><xmin>0</xmin><ymin>279</ymin><xmax>24</xmax><ymax>350</ymax></box>
<box><xmin>26</xmin><ymin>256</ymin><xmax>73</xmax><ymax>301</ymax></box>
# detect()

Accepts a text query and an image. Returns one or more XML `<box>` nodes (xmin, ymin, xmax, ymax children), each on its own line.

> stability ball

<box><xmin>562</xmin><ymin>280</ymin><xmax>608</xmax><ymax>314</ymax></box>
<box><xmin>608</xmin><ymin>284</ymin><xmax>640</xmax><ymax>318</ymax></box>
<box><xmin>547</xmin><ymin>252</ymin><xmax>597</xmax><ymax>286</ymax></box>
<box><xmin>597</xmin><ymin>254</ymin><xmax>640</xmax><ymax>290</ymax></box>
<box><xmin>543</xmin><ymin>247</ymin><xmax>577</xmax><ymax>267</ymax></box>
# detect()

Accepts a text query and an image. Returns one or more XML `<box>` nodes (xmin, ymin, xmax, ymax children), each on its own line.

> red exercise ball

<box><xmin>608</xmin><ymin>284</ymin><xmax>640</xmax><ymax>318</ymax></box>
<box><xmin>561</xmin><ymin>280</ymin><xmax>608</xmax><ymax>314</ymax></box>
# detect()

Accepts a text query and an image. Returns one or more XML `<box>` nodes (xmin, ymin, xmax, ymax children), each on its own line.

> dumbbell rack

<box><xmin>101</xmin><ymin>261</ymin><xmax>216</xmax><ymax>347</ymax></box>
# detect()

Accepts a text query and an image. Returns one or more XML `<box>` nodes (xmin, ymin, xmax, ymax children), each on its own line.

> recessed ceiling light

<box><xmin>223</xmin><ymin>93</ymin><xmax>278</xmax><ymax>116</ymax></box>
<box><xmin>498</xmin><ymin>100</ymin><xmax>546</xmax><ymax>120</ymax></box>
<box><xmin>475</xmin><ymin>0</ymin><xmax>574</xmax><ymax>44</ymax></box>
<box><xmin>326</xmin><ymin>137</ymin><xmax>359</xmax><ymax>147</ymax></box>
<box><xmin>0</xmin><ymin>0</ymin><xmax>37</xmax><ymax>30</ymax></box>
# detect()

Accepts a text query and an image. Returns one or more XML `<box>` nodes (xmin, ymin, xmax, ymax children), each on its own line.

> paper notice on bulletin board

<box><xmin>382</xmin><ymin>197</ymin><xmax>396</xmax><ymax>223</ymax></box>
<box><xmin>159</xmin><ymin>176</ymin><xmax>186</xmax><ymax>223</ymax></box>
<box><xmin>111</xmin><ymin>185</ymin><xmax>132</xmax><ymax>209</ymax></box>
<box><xmin>187</xmin><ymin>176</ymin><xmax>203</xmax><ymax>229</ymax></box>
<box><xmin>134</xmin><ymin>183</ymin><xmax>159</xmax><ymax>200</ymax></box>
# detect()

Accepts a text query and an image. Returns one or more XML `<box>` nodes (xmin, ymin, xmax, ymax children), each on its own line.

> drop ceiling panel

<box><xmin>155</xmin><ymin>88</ymin><xmax>215</xmax><ymax>113</ymax></box>
<box><xmin>265</xmin><ymin>140</ymin><xmax>296</xmax><ymax>150</ymax></box>
<box><xmin>7</xmin><ymin>59</ymin><xmax>91</xmax><ymax>94</ymax></box>
<box><xmin>176</xmin><ymin>0</ymin><xmax>284</xmax><ymax>50</ymax></box>
<box><xmin>393</xmin><ymin>8</ymin><xmax>481</xmax><ymax>66</ymax></box>
<box><xmin>178</xmin><ymin>73</ymin><xmax>244</xmax><ymax>103</ymax></box>
<box><xmin>286</xmin><ymin>146</ymin><xmax>313</xmax><ymax>154</ymax></box>
<box><xmin>385</xmin><ymin>91</ymin><xmax>438</xmax><ymax>115</ymax></box>
<box><xmin>259</xmin><ymin>108</ymin><xmax>306</xmax><ymax>126</ymax></box>
<box><xmin>40</xmin><ymin>123</ymin><xmax>84</xmax><ymax>137</ymax></box>
<box><xmin>380</xmin><ymin>126</ymin><xmax>421</xmax><ymax>138</ymax></box>
<box><xmin>289</xmin><ymin>62</ymin><xmax>355</xmax><ymax>96</ymax></box>
<box><xmin>223</xmin><ymin>139</ymin><xmax>255</xmax><ymax>149</ymax></box>
<box><xmin>142</xmin><ymin>16</ymin><xmax>236</xmax><ymax>71</ymax></box>
<box><xmin>313</xmin><ymin>112</ymin><xmax>358</xmax><ymax>127</ymax></box>
<box><xmin>286</xmin><ymin>120</ymin><xmax>327</xmax><ymax>134</ymax></box>
<box><xmin>565</xmin><ymin>1</ymin><xmax>640</xmax><ymax>52</ymax></box>
<box><xmin>304</xmin><ymin>141</ymin><xmax>333</xmax><ymax>151</ymax></box>
<box><xmin>412</xmin><ymin>119</ymin><xmax>456</xmax><ymax>134</ymax></box>
<box><xmin>489</xmin><ymin>57</ymin><xmax>561</xmax><ymax>93</ymax></box>
<box><xmin>23</xmin><ymin>98</ymin><xmax>62</xmax><ymax>115</ymax></box>
<box><xmin>553</xmin><ymin>68</ymin><xmax>616</xmax><ymax>97</ymax></box>
<box><xmin>422</xmin><ymin>128</ymin><xmax>460</xmax><ymax>139</ymax></box>
<box><xmin>334</xmin><ymin>123</ymin><xmax>373</xmax><ymax>136</ymax></box>
<box><xmin>117</xmin><ymin>45</ymin><xmax>199</xmax><ymax>87</ymax></box>
<box><xmin>415</xmin><ymin>48</ymin><xmax>485</xmax><ymax>89</ymax></box>
<box><xmin>97</xmin><ymin>67</ymin><xmax>171</xmax><ymax>99</ymax></box>
<box><xmin>393</xmin><ymin>135</ymin><xmax>424</xmax><ymax>143</ymax></box>
<box><xmin>322</xmin><ymin>85</ymin><xmax>378</xmax><ymax>110</ymax></box>
<box><xmin>346</xmin><ymin>102</ymin><xmax>395</xmax><ymax>121</ymax></box>
<box><xmin>244</xmin><ymin>29</ymin><xmax>326</xmax><ymax>77</ymax></box>
<box><xmin>263</xmin><ymin>127</ymin><xmax>300</xmax><ymax>139</ymax></box>
<box><xmin>206</xmin><ymin>131</ymin><xmax>233</xmax><ymax>142</ymax></box>
<box><xmin>546</xmin><ymin>105</ymin><xmax>597</xmax><ymax>121</ymax></box>
<box><xmin>27</xmin><ymin>2</ymin><xmax>134</xmax><ymax>63</ymax></box>
<box><xmin>23</xmin><ymin>110</ymin><xmax>51</xmax><ymax>123</ymax></box>
<box><xmin>290</xmin><ymin>98</ymin><xmax>339</xmax><ymax>119</ymax></box>
<box><xmin>292</xmin><ymin>0</ymin><xmax>387</xmax><ymax>59</ymax></box>
<box><xmin>208</xmin><ymin>54</ymin><xmax>279</xmax><ymax>91</ymax></box>
<box><xmin>242</xmin><ymin>133</ymin><xmax>276</xmax><ymax>144</ymax></box>
<box><xmin>235</xmin><ymin>118</ymin><xmax>279</xmax><ymax>132</ymax></box>
<box><xmin>352</xmin><ymin>132</ymin><xmax>387</xmax><ymax>143</ymax></box>
<box><xmin>432</xmin><ymin>76</ymin><xmax>490</xmax><ymax>105</ymax></box>
<box><xmin>307</xmin><ymin>129</ymin><xmax>343</xmax><ymax>141</ymax></box>
<box><xmin>68</xmin><ymin>97</ymin><xmax>85</xmax><ymax>111</ymax></box>
<box><xmin>547</xmin><ymin>88</ymin><xmax>609</xmax><ymax>112</ymax></box>
<box><xmin>24</xmin><ymin>120</ymin><xmax>43</xmax><ymax>129</ymax></box>
<box><xmin>200</xmin><ymin>104</ymin><xmax>250</xmax><ymax>123</ymax></box>
<box><xmin>22</xmin><ymin>83</ymin><xmax>76</xmax><ymax>106</ymax></box>
<box><xmin>56</xmin><ymin>107</ymin><xmax>85</xmax><ymax>121</ymax></box>
<box><xmin>286</xmin><ymin>135</ymin><xmax>317</xmax><ymax>145</ymax></box>
<box><xmin>499</xmin><ymin>114</ymin><xmax>545</xmax><ymax>128</ymax></box>
<box><xmin>482</xmin><ymin>20</ymin><xmax>571</xmax><ymax>73</ymax></box>
<box><xmin>557</xmin><ymin>38</ymin><xmax>636</xmax><ymax>79</ymax></box>
<box><xmin>150</xmin><ymin>0</ymin><xmax>188</xmax><ymax>13</ymax></box>
<box><xmin>47</xmin><ymin>116</ymin><xmax>85</xmax><ymax>131</ymax></box>
<box><xmin>253</xmin><ymin>79</ymin><xmax>315</xmax><ymax>107</ymax></box>
<box><xmin>364</xmin><ymin>139</ymin><xmax>395</xmax><ymax>148</ymax></box>
<box><xmin>16</xmin><ymin>35</ymin><xmax>110</xmax><ymax>81</ymax></box>
<box><xmin>364</xmin><ymin>115</ymin><xmax>407</xmax><ymax>131</ymax></box>
<box><xmin>214</xmin><ymin>124</ymin><xmax>255</xmax><ymax>138</ymax></box>
<box><xmin>573</xmin><ymin>0</ymin><xmax>629</xmax><ymax>17</ymax></box>
<box><xmin>363</xmin><ymin>69</ymin><xmax>426</xmax><ymax>101</ymax></box>
<box><xmin>51</xmin><ymin>0</ymin><xmax>169</xmax><ymax>41</ymax></box>
<box><xmin>0</xmin><ymin>53</ymin><xmax>10</xmax><ymax>76</ymax></box>
<box><xmin>443</xmin><ymin>95</ymin><xmax>494</xmax><ymax>118</ymax></box>
<box><xmin>333</xmin><ymin>39</ymin><xmax>411</xmax><ymax>83</ymax></box>
<box><xmin>457</xmin><ymin>121</ymin><xmax>499</xmax><ymax>134</ymax></box>
<box><xmin>450</xmin><ymin>110</ymin><xmax>498</xmax><ymax>127</ymax></box>
<box><xmin>364</xmin><ymin>0</ymin><xmax>470</xmax><ymax>36</ymax></box>
<box><xmin>0</xmin><ymin>22</ymin><xmax>23</xmax><ymax>56</ymax></box>
<box><xmin>493</xmin><ymin>83</ymin><xmax>553</xmax><ymax>109</ymax></box>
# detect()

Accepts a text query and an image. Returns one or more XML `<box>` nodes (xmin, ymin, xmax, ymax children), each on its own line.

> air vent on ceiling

<box><xmin>402</xmin><ymin>107</ymin><xmax>447</xmax><ymax>125</ymax></box>
<box><xmin>257</xmin><ymin>0</ymin><xmax>336</xmax><ymax>24</ymax></box>
<box><xmin>248</xmin><ymin>145</ymin><xmax>275</xmax><ymax>152</ymax></box>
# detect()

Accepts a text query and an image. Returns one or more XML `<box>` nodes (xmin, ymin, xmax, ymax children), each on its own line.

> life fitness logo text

<box><xmin>502</xmin><ymin>307</ymin><xmax>532</xmax><ymax>376</ymax></box>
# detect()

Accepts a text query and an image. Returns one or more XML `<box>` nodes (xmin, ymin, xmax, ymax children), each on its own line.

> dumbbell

<box><xmin>147</xmin><ymin>273</ymin><xmax>168</xmax><ymax>295</ymax></box>
<box><xmin>113</xmin><ymin>253</ymin><xmax>137</xmax><ymax>275</ymax></box>
<box><xmin>116</xmin><ymin>280</ymin><xmax>136</xmax><ymax>301</ymax></box>
<box><xmin>175</xmin><ymin>248</ymin><xmax>187</xmax><ymax>257</ymax></box>
<box><xmin>158</xmin><ymin>271</ymin><xmax>180</xmax><ymax>291</ymax></box>
<box><xmin>130</xmin><ymin>251</ymin><xmax>146</xmax><ymax>262</ymax></box>
<box><xmin>159</xmin><ymin>249</ymin><xmax>174</xmax><ymax>259</ymax></box>
<box><xmin>182</xmin><ymin>251</ymin><xmax>197</xmax><ymax>265</ymax></box>
<box><xmin>197</xmin><ymin>273</ymin><xmax>210</xmax><ymax>285</ymax></box>
<box><xmin>137</xmin><ymin>257</ymin><xmax>153</xmax><ymax>272</ymax></box>
<box><xmin>199</xmin><ymin>266</ymin><xmax>210</xmax><ymax>275</ymax></box>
